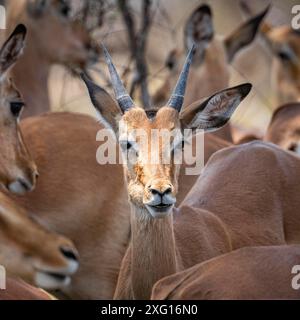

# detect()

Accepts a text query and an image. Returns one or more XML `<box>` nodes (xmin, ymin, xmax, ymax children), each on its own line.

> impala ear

<box><xmin>81</xmin><ymin>73</ymin><xmax>122</xmax><ymax>133</ymax></box>
<box><xmin>184</xmin><ymin>4</ymin><xmax>214</xmax><ymax>65</ymax></box>
<box><xmin>0</xmin><ymin>24</ymin><xmax>27</xmax><ymax>76</ymax></box>
<box><xmin>224</xmin><ymin>6</ymin><xmax>269</xmax><ymax>62</ymax></box>
<box><xmin>180</xmin><ymin>83</ymin><xmax>252</xmax><ymax>132</ymax></box>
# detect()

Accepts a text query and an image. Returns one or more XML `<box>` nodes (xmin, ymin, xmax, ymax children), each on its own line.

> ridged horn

<box><xmin>167</xmin><ymin>44</ymin><xmax>196</xmax><ymax>111</ymax></box>
<box><xmin>101</xmin><ymin>43</ymin><xmax>134</xmax><ymax>112</ymax></box>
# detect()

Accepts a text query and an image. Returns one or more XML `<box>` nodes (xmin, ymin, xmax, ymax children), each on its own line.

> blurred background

<box><xmin>3</xmin><ymin>0</ymin><xmax>300</xmax><ymax>134</ymax></box>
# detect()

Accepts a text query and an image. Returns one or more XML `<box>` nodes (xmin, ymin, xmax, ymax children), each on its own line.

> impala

<box><xmin>0</xmin><ymin>278</ymin><xmax>53</xmax><ymax>300</ymax></box>
<box><xmin>150</xmin><ymin>139</ymin><xmax>300</xmax><ymax>300</ymax></box>
<box><xmin>151</xmin><ymin>245</ymin><xmax>300</xmax><ymax>300</ymax></box>
<box><xmin>264</xmin><ymin>103</ymin><xmax>300</xmax><ymax>153</ymax></box>
<box><xmin>83</xmin><ymin>42</ymin><xmax>252</xmax><ymax>299</ymax></box>
<box><xmin>9</xmin><ymin>111</ymin><xmax>130</xmax><ymax>299</ymax></box>
<box><xmin>0</xmin><ymin>191</ymin><xmax>79</xmax><ymax>291</ymax></box>
<box><xmin>237</xmin><ymin>2</ymin><xmax>300</xmax><ymax>150</ymax></box>
<box><xmin>0</xmin><ymin>24</ymin><xmax>79</xmax><ymax>291</ymax></box>
<box><xmin>6</xmin><ymin>0</ymin><xmax>99</xmax><ymax>117</ymax></box>
<box><xmin>152</xmin><ymin>4</ymin><xmax>267</xmax><ymax>142</ymax></box>
<box><xmin>0</xmin><ymin>23</ymin><xmax>37</xmax><ymax>194</ymax></box>
<box><xmin>7</xmin><ymin>47</ymin><xmax>234</xmax><ymax>299</ymax></box>
<box><xmin>240</xmin><ymin>1</ymin><xmax>300</xmax><ymax>105</ymax></box>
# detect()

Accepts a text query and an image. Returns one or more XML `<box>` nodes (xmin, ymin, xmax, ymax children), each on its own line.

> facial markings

<box><xmin>119</xmin><ymin>107</ymin><xmax>181</xmax><ymax>194</ymax></box>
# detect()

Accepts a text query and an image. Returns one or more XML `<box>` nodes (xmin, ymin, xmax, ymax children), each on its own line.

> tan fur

<box><xmin>0</xmin><ymin>192</ymin><xmax>78</xmax><ymax>286</ymax></box>
<box><xmin>113</xmin><ymin>106</ymin><xmax>235</xmax><ymax>300</ymax></box>
<box><xmin>266</xmin><ymin>26</ymin><xmax>300</xmax><ymax>104</ymax></box>
<box><xmin>0</xmin><ymin>76</ymin><xmax>37</xmax><ymax>190</ymax></box>
<box><xmin>7</xmin><ymin>112</ymin><xmax>130</xmax><ymax>299</ymax></box>
<box><xmin>6</xmin><ymin>0</ymin><xmax>99</xmax><ymax>117</ymax></box>
<box><xmin>0</xmin><ymin>278</ymin><xmax>53</xmax><ymax>300</ymax></box>
<box><xmin>151</xmin><ymin>245</ymin><xmax>300</xmax><ymax>300</ymax></box>
<box><xmin>0</xmin><ymin>25</ymin><xmax>80</xmax><ymax>295</ymax></box>
<box><xmin>116</xmin><ymin>139</ymin><xmax>300</xmax><ymax>299</ymax></box>
<box><xmin>151</xmin><ymin>141</ymin><xmax>300</xmax><ymax>300</ymax></box>
<box><xmin>264</xmin><ymin>103</ymin><xmax>300</xmax><ymax>151</ymax></box>
<box><xmin>177</xmin><ymin>133</ymin><xmax>230</xmax><ymax>204</ymax></box>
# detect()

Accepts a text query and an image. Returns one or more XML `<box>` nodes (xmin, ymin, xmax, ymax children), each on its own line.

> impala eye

<box><xmin>10</xmin><ymin>102</ymin><xmax>25</xmax><ymax>117</ymax></box>
<box><xmin>120</xmin><ymin>141</ymin><xmax>133</xmax><ymax>151</ymax></box>
<box><xmin>278</xmin><ymin>51</ymin><xmax>291</xmax><ymax>61</ymax></box>
<box><xmin>288</xmin><ymin>143</ymin><xmax>298</xmax><ymax>152</ymax></box>
<box><xmin>57</xmin><ymin>0</ymin><xmax>70</xmax><ymax>17</ymax></box>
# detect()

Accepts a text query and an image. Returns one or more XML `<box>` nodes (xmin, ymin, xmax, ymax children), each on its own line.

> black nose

<box><xmin>60</xmin><ymin>247</ymin><xmax>78</xmax><ymax>261</ymax></box>
<box><xmin>149</xmin><ymin>187</ymin><xmax>172</xmax><ymax>197</ymax></box>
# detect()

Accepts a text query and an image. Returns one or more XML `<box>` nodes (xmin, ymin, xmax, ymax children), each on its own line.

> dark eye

<box><xmin>288</xmin><ymin>143</ymin><xmax>297</xmax><ymax>152</ymax></box>
<box><xmin>61</xmin><ymin>5</ymin><xmax>70</xmax><ymax>16</ymax></box>
<box><xmin>120</xmin><ymin>141</ymin><xmax>133</xmax><ymax>151</ymax></box>
<box><xmin>58</xmin><ymin>0</ymin><xmax>70</xmax><ymax>17</ymax></box>
<box><xmin>10</xmin><ymin>102</ymin><xmax>24</xmax><ymax>117</ymax></box>
<box><xmin>278</xmin><ymin>51</ymin><xmax>291</xmax><ymax>61</ymax></box>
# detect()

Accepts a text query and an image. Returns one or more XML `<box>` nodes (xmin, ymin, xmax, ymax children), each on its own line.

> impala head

<box><xmin>163</xmin><ymin>4</ymin><xmax>267</xmax><ymax>77</ymax></box>
<box><xmin>23</xmin><ymin>0</ymin><xmax>99</xmax><ymax>71</ymax></box>
<box><xmin>0</xmin><ymin>194</ymin><xmax>79</xmax><ymax>290</ymax></box>
<box><xmin>264</xmin><ymin>26</ymin><xmax>300</xmax><ymax>104</ymax></box>
<box><xmin>264</xmin><ymin>103</ymin><xmax>300</xmax><ymax>154</ymax></box>
<box><xmin>83</xmin><ymin>46</ymin><xmax>251</xmax><ymax>218</ymax></box>
<box><xmin>0</xmin><ymin>24</ymin><xmax>38</xmax><ymax>194</ymax></box>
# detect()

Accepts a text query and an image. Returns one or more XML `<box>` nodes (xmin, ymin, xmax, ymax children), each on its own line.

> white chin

<box><xmin>35</xmin><ymin>272</ymin><xmax>71</xmax><ymax>290</ymax></box>
<box><xmin>8</xmin><ymin>181</ymin><xmax>28</xmax><ymax>195</ymax></box>
<box><xmin>146</xmin><ymin>204</ymin><xmax>174</xmax><ymax>219</ymax></box>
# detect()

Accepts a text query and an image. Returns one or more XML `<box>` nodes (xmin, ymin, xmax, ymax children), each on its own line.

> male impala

<box><xmin>0</xmin><ymin>24</ymin><xmax>79</xmax><ymax>291</ymax></box>
<box><xmin>6</xmin><ymin>0</ymin><xmax>99</xmax><ymax>117</ymax></box>
<box><xmin>83</xmin><ymin>43</ymin><xmax>252</xmax><ymax>299</ymax></box>
<box><xmin>153</xmin><ymin>4</ymin><xmax>267</xmax><ymax>142</ymax></box>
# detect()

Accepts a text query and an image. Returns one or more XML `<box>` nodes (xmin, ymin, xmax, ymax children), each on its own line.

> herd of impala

<box><xmin>0</xmin><ymin>0</ymin><xmax>300</xmax><ymax>300</ymax></box>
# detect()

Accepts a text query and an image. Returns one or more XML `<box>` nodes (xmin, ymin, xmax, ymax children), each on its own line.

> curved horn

<box><xmin>101</xmin><ymin>44</ymin><xmax>134</xmax><ymax>112</ymax></box>
<box><xmin>167</xmin><ymin>44</ymin><xmax>196</xmax><ymax>111</ymax></box>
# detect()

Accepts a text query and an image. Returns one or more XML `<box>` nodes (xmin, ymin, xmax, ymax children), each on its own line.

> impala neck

<box><xmin>11</xmin><ymin>38</ymin><xmax>50</xmax><ymax>118</ymax></box>
<box><xmin>130</xmin><ymin>204</ymin><xmax>178</xmax><ymax>299</ymax></box>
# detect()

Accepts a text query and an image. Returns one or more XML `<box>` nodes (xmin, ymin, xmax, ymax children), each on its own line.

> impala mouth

<box><xmin>145</xmin><ymin>202</ymin><xmax>174</xmax><ymax>218</ymax></box>
<box><xmin>8</xmin><ymin>178</ymin><xmax>34</xmax><ymax>195</ymax></box>
<box><xmin>34</xmin><ymin>255</ymin><xmax>79</xmax><ymax>290</ymax></box>
<box><xmin>44</xmin><ymin>271</ymin><xmax>68</xmax><ymax>281</ymax></box>
<box><xmin>35</xmin><ymin>271</ymin><xmax>71</xmax><ymax>290</ymax></box>
<box><xmin>150</xmin><ymin>203</ymin><xmax>173</xmax><ymax>210</ymax></box>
